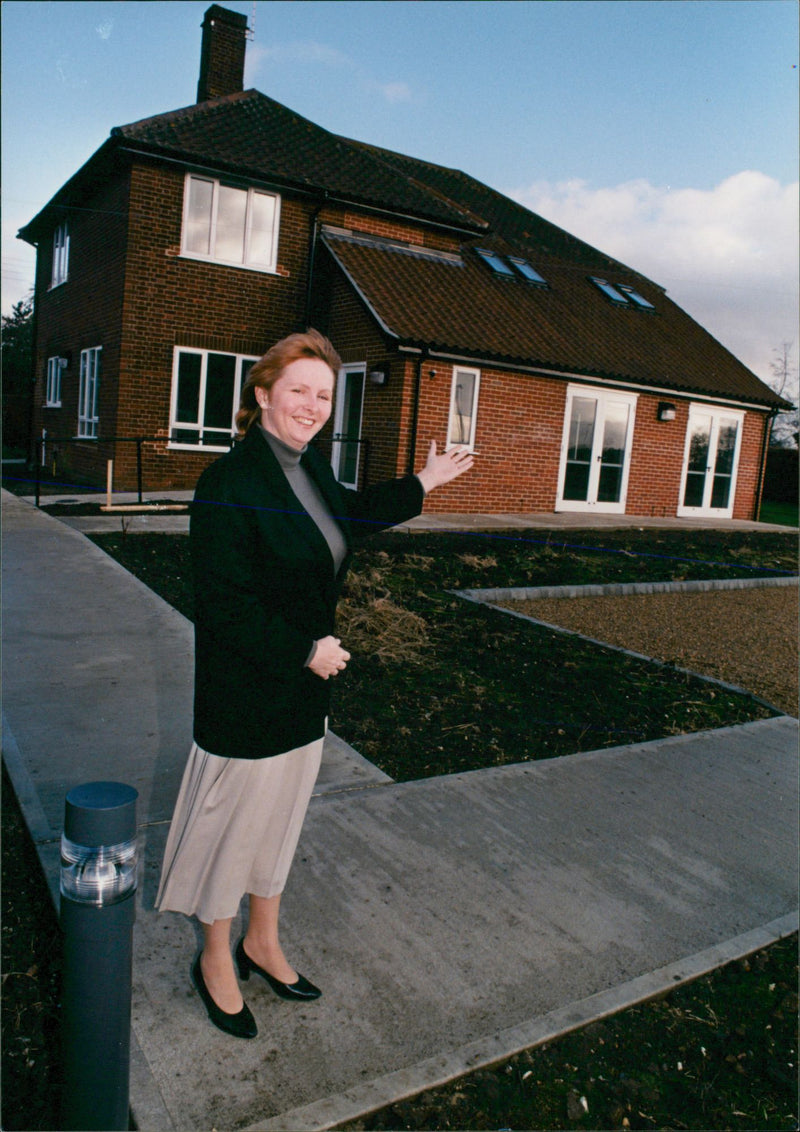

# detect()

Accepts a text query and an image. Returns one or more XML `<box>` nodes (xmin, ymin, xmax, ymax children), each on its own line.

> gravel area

<box><xmin>500</xmin><ymin>585</ymin><xmax>798</xmax><ymax>715</ymax></box>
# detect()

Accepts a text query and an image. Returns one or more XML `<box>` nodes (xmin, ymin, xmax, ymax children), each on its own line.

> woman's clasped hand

<box><xmin>307</xmin><ymin>635</ymin><xmax>351</xmax><ymax>680</ymax></box>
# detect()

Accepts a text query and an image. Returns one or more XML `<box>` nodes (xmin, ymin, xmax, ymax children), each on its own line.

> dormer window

<box><xmin>51</xmin><ymin>222</ymin><xmax>69</xmax><ymax>287</ymax></box>
<box><xmin>182</xmin><ymin>174</ymin><xmax>280</xmax><ymax>272</ymax></box>
<box><xmin>475</xmin><ymin>248</ymin><xmax>515</xmax><ymax>277</ymax></box>
<box><xmin>508</xmin><ymin>257</ymin><xmax>547</xmax><ymax>286</ymax></box>
<box><xmin>590</xmin><ymin>277</ymin><xmax>655</xmax><ymax>309</ymax></box>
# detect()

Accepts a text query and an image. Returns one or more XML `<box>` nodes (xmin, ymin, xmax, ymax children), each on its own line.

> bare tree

<box><xmin>768</xmin><ymin>342</ymin><xmax>799</xmax><ymax>448</ymax></box>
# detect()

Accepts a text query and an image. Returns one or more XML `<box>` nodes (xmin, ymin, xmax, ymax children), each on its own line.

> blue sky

<box><xmin>2</xmin><ymin>0</ymin><xmax>797</xmax><ymax>383</ymax></box>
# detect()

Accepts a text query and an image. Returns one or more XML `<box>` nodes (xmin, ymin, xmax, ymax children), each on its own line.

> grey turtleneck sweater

<box><xmin>259</xmin><ymin>426</ymin><xmax>348</xmax><ymax>574</ymax></box>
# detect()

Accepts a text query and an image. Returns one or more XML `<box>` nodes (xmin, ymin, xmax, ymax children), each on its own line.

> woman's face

<box><xmin>256</xmin><ymin>357</ymin><xmax>335</xmax><ymax>450</ymax></box>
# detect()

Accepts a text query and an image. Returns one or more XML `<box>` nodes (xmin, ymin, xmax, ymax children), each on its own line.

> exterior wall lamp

<box><xmin>658</xmin><ymin>402</ymin><xmax>677</xmax><ymax>421</ymax></box>
<box><xmin>369</xmin><ymin>366</ymin><xmax>387</xmax><ymax>385</ymax></box>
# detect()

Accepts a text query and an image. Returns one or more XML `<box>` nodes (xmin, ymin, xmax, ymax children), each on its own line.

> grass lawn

<box><xmin>760</xmin><ymin>499</ymin><xmax>799</xmax><ymax>527</ymax></box>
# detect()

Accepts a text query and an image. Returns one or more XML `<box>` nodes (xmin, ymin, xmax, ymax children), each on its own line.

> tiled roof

<box><xmin>21</xmin><ymin>86</ymin><xmax>785</xmax><ymax>409</ymax></box>
<box><xmin>323</xmin><ymin>141</ymin><xmax>786</xmax><ymax>409</ymax></box>
<box><xmin>322</xmin><ymin>227</ymin><xmax>783</xmax><ymax>408</ymax></box>
<box><xmin>111</xmin><ymin>90</ymin><xmax>484</xmax><ymax>232</ymax></box>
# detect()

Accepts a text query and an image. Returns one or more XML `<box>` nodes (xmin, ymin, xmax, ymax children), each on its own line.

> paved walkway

<box><xmin>2</xmin><ymin>490</ymin><xmax>797</xmax><ymax>1131</ymax></box>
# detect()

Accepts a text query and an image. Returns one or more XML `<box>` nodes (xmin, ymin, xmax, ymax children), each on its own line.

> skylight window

<box><xmin>475</xmin><ymin>248</ymin><xmax>515</xmax><ymax>276</ymax></box>
<box><xmin>590</xmin><ymin>277</ymin><xmax>629</xmax><ymax>304</ymax></box>
<box><xmin>508</xmin><ymin>257</ymin><xmax>548</xmax><ymax>286</ymax></box>
<box><xmin>618</xmin><ymin>285</ymin><xmax>655</xmax><ymax>310</ymax></box>
<box><xmin>590</xmin><ymin>277</ymin><xmax>656</xmax><ymax>310</ymax></box>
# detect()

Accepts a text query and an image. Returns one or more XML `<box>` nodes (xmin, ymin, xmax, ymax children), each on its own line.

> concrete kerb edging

<box><xmin>246</xmin><ymin>912</ymin><xmax>799</xmax><ymax>1132</ymax></box>
<box><xmin>452</xmin><ymin>576</ymin><xmax>798</xmax><ymax>719</ymax></box>
<box><xmin>453</xmin><ymin>573</ymin><xmax>799</xmax><ymax>604</ymax></box>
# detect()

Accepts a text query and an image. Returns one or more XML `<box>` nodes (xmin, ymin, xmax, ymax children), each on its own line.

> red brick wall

<box><xmin>340</xmin><ymin>210</ymin><xmax>461</xmax><ymax>253</ymax></box>
<box><xmin>111</xmin><ymin>161</ymin><xmax>315</xmax><ymax>489</ymax></box>
<box><xmin>31</xmin><ymin>170</ymin><xmax>130</xmax><ymax>485</ymax></box>
<box><xmin>411</xmin><ymin>365</ymin><xmax>567</xmax><ymax>512</ymax></box>
<box><xmin>734</xmin><ymin>409</ymin><xmax>769</xmax><ymax>520</ymax></box>
<box><xmin>409</xmin><ymin>365</ymin><xmax>768</xmax><ymax>519</ymax></box>
<box><xmin>320</xmin><ymin>272</ymin><xmax>412</xmax><ymax>488</ymax></box>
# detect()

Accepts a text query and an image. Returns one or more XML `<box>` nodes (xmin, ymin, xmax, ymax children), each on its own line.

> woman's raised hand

<box><xmin>415</xmin><ymin>440</ymin><xmax>475</xmax><ymax>494</ymax></box>
<box><xmin>308</xmin><ymin>635</ymin><xmax>351</xmax><ymax>680</ymax></box>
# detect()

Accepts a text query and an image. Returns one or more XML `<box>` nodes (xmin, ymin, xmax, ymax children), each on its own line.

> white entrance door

<box><xmin>331</xmin><ymin>364</ymin><xmax>365</xmax><ymax>488</ymax></box>
<box><xmin>677</xmin><ymin>406</ymin><xmax>743</xmax><ymax>518</ymax></box>
<box><xmin>556</xmin><ymin>386</ymin><xmax>637</xmax><ymax>513</ymax></box>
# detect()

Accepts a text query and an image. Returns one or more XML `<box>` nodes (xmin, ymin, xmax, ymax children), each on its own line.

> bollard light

<box><xmin>60</xmin><ymin>781</ymin><xmax>138</xmax><ymax>1132</ymax></box>
<box><xmin>61</xmin><ymin>834</ymin><xmax>137</xmax><ymax>905</ymax></box>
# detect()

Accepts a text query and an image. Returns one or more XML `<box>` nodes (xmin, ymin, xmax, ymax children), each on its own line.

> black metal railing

<box><xmin>33</xmin><ymin>434</ymin><xmax>182</xmax><ymax>508</ymax></box>
<box><xmin>30</xmin><ymin>432</ymin><xmax>372</xmax><ymax>506</ymax></box>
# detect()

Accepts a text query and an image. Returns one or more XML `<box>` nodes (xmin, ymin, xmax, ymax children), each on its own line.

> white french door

<box><xmin>331</xmin><ymin>364</ymin><xmax>365</xmax><ymax>488</ymax></box>
<box><xmin>556</xmin><ymin>386</ymin><xmax>637</xmax><ymax>513</ymax></box>
<box><xmin>677</xmin><ymin>405</ymin><xmax>743</xmax><ymax>518</ymax></box>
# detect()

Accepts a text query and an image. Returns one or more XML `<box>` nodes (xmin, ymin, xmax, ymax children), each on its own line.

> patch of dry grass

<box><xmin>338</xmin><ymin>565</ymin><xmax>431</xmax><ymax>666</ymax></box>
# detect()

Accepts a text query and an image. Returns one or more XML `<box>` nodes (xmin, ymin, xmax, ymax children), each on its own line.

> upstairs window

<box><xmin>46</xmin><ymin>356</ymin><xmax>65</xmax><ymax>406</ymax></box>
<box><xmin>508</xmin><ymin>257</ymin><xmax>547</xmax><ymax>286</ymax></box>
<box><xmin>51</xmin><ymin>222</ymin><xmax>70</xmax><ymax>287</ymax></box>
<box><xmin>447</xmin><ymin>366</ymin><xmax>481</xmax><ymax>451</ymax></box>
<box><xmin>182</xmin><ymin>174</ymin><xmax>280</xmax><ymax>272</ymax></box>
<box><xmin>78</xmin><ymin>347</ymin><xmax>101</xmax><ymax>439</ymax></box>
<box><xmin>170</xmin><ymin>347</ymin><xmax>258</xmax><ymax>449</ymax></box>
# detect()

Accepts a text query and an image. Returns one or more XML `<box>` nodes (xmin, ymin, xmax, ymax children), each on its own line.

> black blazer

<box><xmin>190</xmin><ymin>427</ymin><xmax>424</xmax><ymax>759</ymax></box>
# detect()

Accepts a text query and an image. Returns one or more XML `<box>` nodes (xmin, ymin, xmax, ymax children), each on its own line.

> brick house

<box><xmin>19</xmin><ymin>4</ymin><xmax>787</xmax><ymax>518</ymax></box>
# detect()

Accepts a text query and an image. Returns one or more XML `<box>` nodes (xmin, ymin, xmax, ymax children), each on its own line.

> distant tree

<box><xmin>767</xmin><ymin>342</ymin><xmax>799</xmax><ymax>449</ymax></box>
<box><xmin>1</xmin><ymin>292</ymin><xmax>35</xmax><ymax>453</ymax></box>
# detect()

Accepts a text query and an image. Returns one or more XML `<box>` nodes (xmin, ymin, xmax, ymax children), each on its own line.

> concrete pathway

<box><xmin>2</xmin><ymin>490</ymin><xmax>797</xmax><ymax>1131</ymax></box>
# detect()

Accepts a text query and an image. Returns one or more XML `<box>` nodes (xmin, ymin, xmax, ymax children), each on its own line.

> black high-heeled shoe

<box><xmin>235</xmin><ymin>936</ymin><xmax>321</xmax><ymax>1001</ymax></box>
<box><xmin>190</xmin><ymin>954</ymin><xmax>257</xmax><ymax>1038</ymax></box>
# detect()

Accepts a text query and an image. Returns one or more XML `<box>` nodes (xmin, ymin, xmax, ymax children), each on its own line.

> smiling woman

<box><xmin>155</xmin><ymin>327</ymin><xmax>474</xmax><ymax>1041</ymax></box>
<box><xmin>255</xmin><ymin>357</ymin><xmax>334</xmax><ymax>450</ymax></box>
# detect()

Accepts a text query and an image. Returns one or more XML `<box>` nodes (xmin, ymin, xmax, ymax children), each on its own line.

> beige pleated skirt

<box><xmin>155</xmin><ymin>736</ymin><xmax>323</xmax><ymax>924</ymax></box>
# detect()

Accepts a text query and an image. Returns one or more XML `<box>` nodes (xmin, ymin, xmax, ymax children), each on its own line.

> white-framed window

<box><xmin>46</xmin><ymin>356</ymin><xmax>65</xmax><ymax>406</ymax></box>
<box><xmin>51</xmin><ymin>223</ymin><xmax>70</xmax><ymax>287</ymax></box>
<box><xmin>181</xmin><ymin>174</ymin><xmax>280</xmax><ymax>272</ymax></box>
<box><xmin>169</xmin><ymin>347</ymin><xmax>259</xmax><ymax>450</ymax></box>
<box><xmin>78</xmin><ymin>347</ymin><xmax>101</xmax><ymax>438</ymax></box>
<box><xmin>447</xmin><ymin>366</ymin><xmax>481</xmax><ymax>450</ymax></box>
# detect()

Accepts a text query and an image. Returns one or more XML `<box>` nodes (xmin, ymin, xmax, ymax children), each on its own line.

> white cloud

<box><xmin>95</xmin><ymin>19</ymin><xmax>113</xmax><ymax>41</ymax></box>
<box><xmin>374</xmin><ymin>81</ymin><xmax>413</xmax><ymax>105</ymax></box>
<box><xmin>246</xmin><ymin>41</ymin><xmax>415</xmax><ymax>105</ymax></box>
<box><xmin>508</xmin><ymin>172</ymin><xmax>799</xmax><ymax>383</ymax></box>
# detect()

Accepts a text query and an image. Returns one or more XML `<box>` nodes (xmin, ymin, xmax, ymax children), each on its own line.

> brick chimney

<box><xmin>196</xmin><ymin>4</ymin><xmax>249</xmax><ymax>103</ymax></box>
